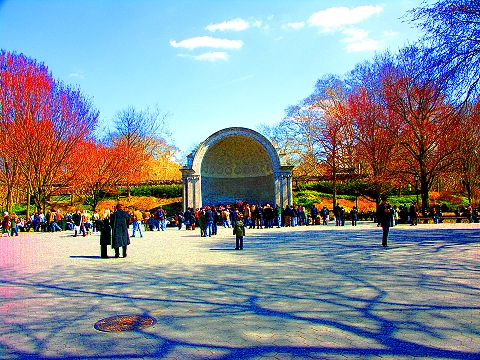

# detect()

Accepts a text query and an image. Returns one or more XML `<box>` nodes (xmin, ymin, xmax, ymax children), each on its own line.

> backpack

<box><xmin>157</xmin><ymin>209</ymin><xmax>164</xmax><ymax>220</ymax></box>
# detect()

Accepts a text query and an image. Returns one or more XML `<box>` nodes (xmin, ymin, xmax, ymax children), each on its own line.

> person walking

<box><xmin>378</xmin><ymin>195</ymin><xmax>392</xmax><ymax>248</ymax></box>
<box><xmin>321</xmin><ymin>206</ymin><xmax>329</xmax><ymax>225</ymax></box>
<box><xmin>198</xmin><ymin>210</ymin><xmax>206</xmax><ymax>237</ymax></box>
<box><xmin>131</xmin><ymin>208</ymin><xmax>143</xmax><ymax>237</ymax></box>
<box><xmin>233</xmin><ymin>215</ymin><xmax>245</xmax><ymax>250</ymax></box>
<box><xmin>72</xmin><ymin>210</ymin><xmax>86</xmax><ymax>237</ymax></box>
<box><xmin>110</xmin><ymin>203</ymin><xmax>130</xmax><ymax>258</ymax></box>
<box><xmin>2</xmin><ymin>212</ymin><xmax>11</xmax><ymax>236</ymax></box>
<box><xmin>10</xmin><ymin>213</ymin><xmax>19</xmax><ymax>236</ymax></box>
<box><xmin>204</xmin><ymin>207</ymin><xmax>213</xmax><ymax>237</ymax></box>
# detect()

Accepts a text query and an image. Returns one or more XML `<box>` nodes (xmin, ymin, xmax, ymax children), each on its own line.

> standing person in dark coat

<box><xmin>310</xmin><ymin>206</ymin><xmax>318</xmax><ymax>225</ymax></box>
<box><xmin>350</xmin><ymin>206</ymin><xmax>358</xmax><ymax>226</ymax></box>
<box><xmin>110</xmin><ymin>203</ymin><xmax>130</xmax><ymax>258</ymax></box>
<box><xmin>377</xmin><ymin>195</ymin><xmax>392</xmax><ymax>248</ymax></box>
<box><xmin>198</xmin><ymin>210</ymin><xmax>206</xmax><ymax>237</ymax></box>
<box><xmin>98</xmin><ymin>213</ymin><xmax>111</xmax><ymax>258</ymax></box>
<box><xmin>410</xmin><ymin>201</ymin><xmax>418</xmax><ymax>226</ymax></box>
<box><xmin>333</xmin><ymin>203</ymin><xmax>342</xmax><ymax>226</ymax></box>
<box><xmin>320</xmin><ymin>206</ymin><xmax>329</xmax><ymax>225</ymax></box>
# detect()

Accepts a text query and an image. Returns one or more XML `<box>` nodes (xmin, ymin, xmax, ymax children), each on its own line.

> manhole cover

<box><xmin>94</xmin><ymin>315</ymin><xmax>156</xmax><ymax>332</ymax></box>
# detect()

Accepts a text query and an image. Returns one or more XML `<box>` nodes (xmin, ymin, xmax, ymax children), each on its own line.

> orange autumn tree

<box><xmin>76</xmin><ymin>140</ymin><xmax>132</xmax><ymax>211</ymax></box>
<box><xmin>0</xmin><ymin>51</ymin><xmax>99</xmax><ymax>213</ymax></box>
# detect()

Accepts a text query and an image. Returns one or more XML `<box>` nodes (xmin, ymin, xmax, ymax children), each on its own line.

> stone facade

<box><xmin>181</xmin><ymin>127</ymin><xmax>293</xmax><ymax>210</ymax></box>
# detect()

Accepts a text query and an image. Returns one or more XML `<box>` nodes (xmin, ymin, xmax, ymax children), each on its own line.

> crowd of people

<box><xmin>169</xmin><ymin>203</ymin><xmax>376</xmax><ymax>238</ymax></box>
<box><xmin>1</xmin><ymin>200</ymin><xmax>478</xmax><ymax>239</ymax></box>
<box><xmin>1</xmin><ymin>199</ymin><xmax>478</xmax><ymax>256</ymax></box>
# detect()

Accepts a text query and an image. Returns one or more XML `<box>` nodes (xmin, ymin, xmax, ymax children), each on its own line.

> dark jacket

<box><xmin>98</xmin><ymin>218</ymin><xmax>111</xmax><ymax>246</ymax></box>
<box><xmin>377</xmin><ymin>203</ymin><xmax>392</xmax><ymax>223</ymax></box>
<box><xmin>110</xmin><ymin>209</ymin><xmax>130</xmax><ymax>248</ymax></box>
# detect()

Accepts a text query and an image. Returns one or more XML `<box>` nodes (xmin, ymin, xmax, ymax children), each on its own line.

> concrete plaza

<box><xmin>0</xmin><ymin>222</ymin><xmax>479</xmax><ymax>359</ymax></box>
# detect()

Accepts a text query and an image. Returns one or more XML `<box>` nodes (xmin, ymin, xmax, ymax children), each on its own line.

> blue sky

<box><xmin>0</xmin><ymin>0</ymin><xmax>423</xmax><ymax>156</ymax></box>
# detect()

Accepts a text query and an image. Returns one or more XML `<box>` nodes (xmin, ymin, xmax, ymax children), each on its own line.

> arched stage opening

<box><xmin>181</xmin><ymin>127</ymin><xmax>293</xmax><ymax>210</ymax></box>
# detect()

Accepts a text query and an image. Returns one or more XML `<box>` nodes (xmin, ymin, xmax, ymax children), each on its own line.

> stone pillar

<box><xmin>190</xmin><ymin>175</ymin><xmax>200</xmax><ymax>210</ymax></box>
<box><xmin>181</xmin><ymin>169</ymin><xmax>200</xmax><ymax>211</ymax></box>
<box><xmin>285</xmin><ymin>173</ymin><xmax>293</xmax><ymax>205</ymax></box>
<box><xmin>182</xmin><ymin>175</ymin><xmax>188</xmax><ymax>211</ymax></box>
<box><xmin>274</xmin><ymin>173</ymin><xmax>282</xmax><ymax>206</ymax></box>
<box><xmin>278</xmin><ymin>165</ymin><xmax>294</xmax><ymax>207</ymax></box>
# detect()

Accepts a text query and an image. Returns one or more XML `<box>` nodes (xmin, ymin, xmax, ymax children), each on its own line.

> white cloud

<box><xmin>177</xmin><ymin>52</ymin><xmax>230</xmax><ymax>61</ymax></box>
<box><xmin>206</xmin><ymin>18</ymin><xmax>249</xmax><ymax>32</ymax></box>
<box><xmin>194</xmin><ymin>52</ymin><xmax>229</xmax><ymax>62</ymax></box>
<box><xmin>383</xmin><ymin>30</ymin><xmax>399</xmax><ymax>37</ymax></box>
<box><xmin>342</xmin><ymin>28</ymin><xmax>369</xmax><ymax>42</ymax></box>
<box><xmin>251</xmin><ymin>20</ymin><xmax>263</xmax><ymax>28</ymax></box>
<box><xmin>170</xmin><ymin>36</ymin><xmax>244</xmax><ymax>50</ymax></box>
<box><xmin>69</xmin><ymin>70</ymin><xmax>84</xmax><ymax>78</ymax></box>
<box><xmin>307</xmin><ymin>5</ymin><xmax>383</xmax><ymax>32</ymax></box>
<box><xmin>223</xmin><ymin>74</ymin><xmax>254</xmax><ymax>85</ymax></box>
<box><xmin>344</xmin><ymin>39</ymin><xmax>381</xmax><ymax>52</ymax></box>
<box><xmin>282</xmin><ymin>21</ymin><xmax>305</xmax><ymax>30</ymax></box>
<box><xmin>341</xmin><ymin>28</ymin><xmax>382</xmax><ymax>52</ymax></box>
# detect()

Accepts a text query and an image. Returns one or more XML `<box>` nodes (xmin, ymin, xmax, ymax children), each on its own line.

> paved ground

<box><xmin>0</xmin><ymin>222</ymin><xmax>479</xmax><ymax>360</ymax></box>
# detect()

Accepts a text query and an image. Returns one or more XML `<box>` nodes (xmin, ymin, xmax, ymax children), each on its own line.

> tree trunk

<box><xmin>421</xmin><ymin>176</ymin><xmax>429</xmax><ymax>215</ymax></box>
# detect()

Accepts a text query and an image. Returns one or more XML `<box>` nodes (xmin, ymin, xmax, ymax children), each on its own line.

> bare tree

<box><xmin>286</xmin><ymin>75</ymin><xmax>355</xmax><ymax>208</ymax></box>
<box><xmin>407</xmin><ymin>0</ymin><xmax>480</xmax><ymax>100</ymax></box>
<box><xmin>109</xmin><ymin>105</ymin><xmax>172</xmax><ymax>194</ymax></box>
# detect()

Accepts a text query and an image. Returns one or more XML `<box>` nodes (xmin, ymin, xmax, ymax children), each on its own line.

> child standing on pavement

<box><xmin>233</xmin><ymin>215</ymin><xmax>245</xmax><ymax>250</ymax></box>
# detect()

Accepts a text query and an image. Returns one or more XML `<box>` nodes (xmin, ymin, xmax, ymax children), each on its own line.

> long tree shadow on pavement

<box><xmin>1</xmin><ymin>226</ymin><xmax>479</xmax><ymax>359</ymax></box>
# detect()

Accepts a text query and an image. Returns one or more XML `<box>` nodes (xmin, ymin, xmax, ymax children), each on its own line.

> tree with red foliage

<box><xmin>0</xmin><ymin>50</ymin><xmax>98</xmax><ymax>212</ymax></box>
<box><xmin>0</xmin><ymin>50</ymin><xmax>55</xmax><ymax>213</ymax></box>
<box><xmin>346</xmin><ymin>56</ymin><xmax>399</xmax><ymax>203</ymax></box>
<box><xmin>457</xmin><ymin>99</ymin><xmax>480</xmax><ymax>204</ymax></box>
<box><xmin>381</xmin><ymin>46</ymin><xmax>462</xmax><ymax>211</ymax></box>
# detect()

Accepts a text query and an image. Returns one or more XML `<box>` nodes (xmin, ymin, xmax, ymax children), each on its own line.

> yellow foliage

<box><xmin>143</xmin><ymin>156</ymin><xmax>181</xmax><ymax>181</ymax></box>
<box><xmin>97</xmin><ymin>196</ymin><xmax>181</xmax><ymax>213</ymax></box>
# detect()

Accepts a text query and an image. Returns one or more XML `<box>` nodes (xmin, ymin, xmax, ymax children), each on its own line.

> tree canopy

<box><xmin>407</xmin><ymin>0</ymin><xmax>480</xmax><ymax>100</ymax></box>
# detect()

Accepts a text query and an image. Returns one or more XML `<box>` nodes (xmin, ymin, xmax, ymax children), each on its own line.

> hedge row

<box><xmin>125</xmin><ymin>184</ymin><xmax>182</xmax><ymax>198</ymax></box>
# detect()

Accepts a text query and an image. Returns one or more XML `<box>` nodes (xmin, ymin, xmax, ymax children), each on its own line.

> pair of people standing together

<box><xmin>99</xmin><ymin>203</ymin><xmax>130</xmax><ymax>258</ymax></box>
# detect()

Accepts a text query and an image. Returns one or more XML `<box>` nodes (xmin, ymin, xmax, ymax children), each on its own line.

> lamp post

<box><xmin>414</xmin><ymin>173</ymin><xmax>419</xmax><ymax>206</ymax></box>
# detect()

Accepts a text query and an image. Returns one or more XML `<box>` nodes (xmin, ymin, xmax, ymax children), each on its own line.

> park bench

<box><xmin>417</xmin><ymin>212</ymin><xmax>470</xmax><ymax>224</ymax></box>
<box><xmin>440</xmin><ymin>213</ymin><xmax>470</xmax><ymax>224</ymax></box>
<box><xmin>417</xmin><ymin>216</ymin><xmax>433</xmax><ymax>224</ymax></box>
